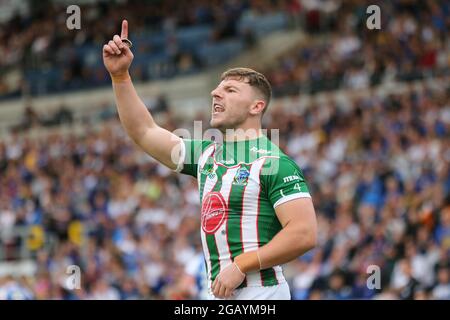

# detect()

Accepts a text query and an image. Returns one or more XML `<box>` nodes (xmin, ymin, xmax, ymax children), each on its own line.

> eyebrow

<box><xmin>223</xmin><ymin>85</ymin><xmax>240</xmax><ymax>91</ymax></box>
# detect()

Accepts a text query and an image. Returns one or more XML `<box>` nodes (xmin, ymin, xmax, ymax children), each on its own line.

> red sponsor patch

<box><xmin>201</xmin><ymin>192</ymin><xmax>228</xmax><ymax>234</ymax></box>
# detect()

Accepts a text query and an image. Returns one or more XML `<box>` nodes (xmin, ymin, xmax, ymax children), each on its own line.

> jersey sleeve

<box><xmin>265</xmin><ymin>157</ymin><xmax>311</xmax><ymax>208</ymax></box>
<box><xmin>175</xmin><ymin>139</ymin><xmax>213</xmax><ymax>178</ymax></box>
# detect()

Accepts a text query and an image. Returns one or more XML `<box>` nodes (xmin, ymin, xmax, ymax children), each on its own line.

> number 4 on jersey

<box><xmin>280</xmin><ymin>183</ymin><xmax>302</xmax><ymax>197</ymax></box>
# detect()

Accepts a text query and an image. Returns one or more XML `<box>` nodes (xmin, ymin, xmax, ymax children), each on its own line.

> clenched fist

<box><xmin>103</xmin><ymin>20</ymin><xmax>134</xmax><ymax>78</ymax></box>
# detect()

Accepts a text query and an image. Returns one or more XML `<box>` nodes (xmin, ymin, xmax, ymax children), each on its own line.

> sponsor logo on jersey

<box><xmin>283</xmin><ymin>175</ymin><xmax>300</xmax><ymax>183</ymax></box>
<box><xmin>250</xmin><ymin>146</ymin><xmax>271</xmax><ymax>154</ymax></box>
<box><xmin>233</xmin><ymin>167</ymin><xmax>250</xmax><ymax>186</ymax></box>
<box><xmin>219</xmin><ymin>159</ymin><xmax>235</xmax><ymax>165</ymax></box>
<box><xmin>201</xmin><ymin>192</ymin><xmax>228</xmax><ymax>234</ymax></box>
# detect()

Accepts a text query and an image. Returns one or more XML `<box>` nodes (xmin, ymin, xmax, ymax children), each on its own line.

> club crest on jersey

<box><xmin>200</xmin><ymin>165</ymin><xmax>216</xmax><ymax>179</ymax></box>
<box><xmin>201</xmin><ymin>192</ymin><xmax>228</xmax><ymax>234</ymax></box>
<box><xmin>233</xmin><ymin>167</ymin><xmax>250</xmax><ymax>186</ymax></box>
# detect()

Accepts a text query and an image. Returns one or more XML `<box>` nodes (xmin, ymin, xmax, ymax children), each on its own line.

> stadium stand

<box><xmin>0</xmin><ymin>0</ymin><xmax>290</xmax><ymax>98</ymax></box>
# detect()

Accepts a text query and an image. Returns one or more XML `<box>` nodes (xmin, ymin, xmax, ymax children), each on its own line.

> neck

<box><xmin>223</xmin><ymin>126</ymin><xmax>263</xmax><ymax>142</ymax></box>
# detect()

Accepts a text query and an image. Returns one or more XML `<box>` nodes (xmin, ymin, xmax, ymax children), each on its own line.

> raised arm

<box><xmin>102</xmin><ymin>20</ymin><xmax>182</xmax><ymax>170</ymax></box>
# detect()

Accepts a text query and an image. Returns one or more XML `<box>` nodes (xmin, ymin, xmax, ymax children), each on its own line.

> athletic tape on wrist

<box><xmin>233</xmin><ymin>262</ymin><xmax>245</xmax><ymax>276</ymax></box>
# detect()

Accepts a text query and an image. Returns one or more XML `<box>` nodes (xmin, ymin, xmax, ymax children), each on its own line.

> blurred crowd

<box><xmin>0</xmin><ymin>80</ymin><xmax>449</xmax><ymax>299</ymax></box>
<box><xmin>0</xmin><ymin>0</ymin><xmax>291</xmax><ymax>98</ymax></box>
<box><xmin>2</xmin><ymin>0</ymin><xmax>448</xmax><ymax>98</ymax></box>
<box><xmin>267</xmin><ymin>0</ymin><xmax>450</xmax><ymax>96</ymax></box>
<box><xmin>0</xmin><ymin>0</ymin><xmax>449</xmax><ymax>301</ymax></box>
<box><xmin>273</xmin><ymin>82</ymin><xmax>450</xmax><ymax>300</ymax></box>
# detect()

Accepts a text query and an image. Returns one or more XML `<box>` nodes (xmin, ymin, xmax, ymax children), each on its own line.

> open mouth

<box><xmin>213</xmin><ymin>103</ymin><xmax>225</xmax><ymax>114</ymax></box>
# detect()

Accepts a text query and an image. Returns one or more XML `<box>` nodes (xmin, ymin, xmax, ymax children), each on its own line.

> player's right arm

<box><xmin>102</xmin><ymin>19</ymin><xmax>182</xmax><ymax>170</ymax></box>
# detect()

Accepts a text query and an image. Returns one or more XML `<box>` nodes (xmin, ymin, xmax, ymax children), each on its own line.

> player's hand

<box><xmin>103</xmin><ymin>19</ymin><xmax>134</xmax><ymax>77</ymax></box>
<box><xmin>211</xmin><ymin>262</ymin><xmax>245</xmax><ymax>298</ymax></box>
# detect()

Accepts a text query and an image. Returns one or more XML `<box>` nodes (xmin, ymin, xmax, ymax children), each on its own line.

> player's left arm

<box><xmin>235</xmin><ymin>158</ymin><xmax>317</xmax><ymax>272</ymax></box>
<box><xmin>212</xmin><ymin>197</ymin><xmax>317</xmax><ymax>298</ymax></box>
<box><xmin>240</xmin><ymin>197</ymin><xmax>317</xmax><ymax>271</ymax></box>
<box><xmin>212</xmin><ymin>159</ymin><xmax>317</xmax><ymax>298</ymax></box>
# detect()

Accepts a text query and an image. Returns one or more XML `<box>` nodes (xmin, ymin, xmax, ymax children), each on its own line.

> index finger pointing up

<box><xmin>121</xmin><ymin>20</ymin><xmax>128</xmax><ymax>39</ymax></box>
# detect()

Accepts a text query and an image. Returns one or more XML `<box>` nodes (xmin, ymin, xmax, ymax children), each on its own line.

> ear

<box><xmin>249</xmin><ymin>100</ymin><xmax>266</xmax><ymax>116</ymax></box>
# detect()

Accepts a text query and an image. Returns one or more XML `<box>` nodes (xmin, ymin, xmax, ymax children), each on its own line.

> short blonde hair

<box><xmin>221</xmin><ymin>67</ymin><xmax>272</xmax><ymax>114</ymax></box>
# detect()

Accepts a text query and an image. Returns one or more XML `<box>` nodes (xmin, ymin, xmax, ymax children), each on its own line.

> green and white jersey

<box><xmin>176</xmin><ymin>135</ymin><xmax>311</xmax><ymax>289</ymax></box>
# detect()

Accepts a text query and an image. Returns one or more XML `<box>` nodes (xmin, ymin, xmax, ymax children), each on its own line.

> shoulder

<box><xmin>261</xmin><ymin>152</ymin><xmax>300</xmax><ymax>173</ymax></box>
<box><xmin>183</xmin><ymin>138</ymin><xmax>214</xmax><ymax>148</ymax></box>
<box><xmin>259</xmin><ymin>152</ymin><xmax>309</xmax><ymax>192</ymax></box>
<box><xmin>182</xmin><ymin>139</ymin><xmax>215</xmax><ymax>155</ymax></box>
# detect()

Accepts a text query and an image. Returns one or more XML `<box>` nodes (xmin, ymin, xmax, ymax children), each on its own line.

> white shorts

<box><xmin>207</xmin><ymin>282</ymin><xmax>291</xmax><ymax>300</ymax></box>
